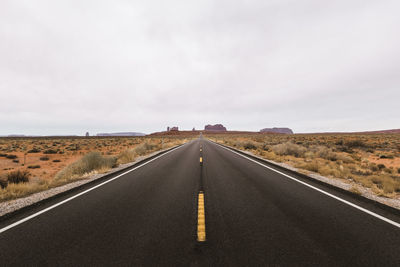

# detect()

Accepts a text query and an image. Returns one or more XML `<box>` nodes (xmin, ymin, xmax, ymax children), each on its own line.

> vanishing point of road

<box><xmin>1</xmin><ymin>138</ymin><xmax>400</xmax><ymax>266</ymax></box>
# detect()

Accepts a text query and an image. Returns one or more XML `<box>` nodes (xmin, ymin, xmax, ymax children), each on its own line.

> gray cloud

<box><xmin>0</xmin><ymin>0</ymin><xmax>399</xmax><ymax>135</ymax></box>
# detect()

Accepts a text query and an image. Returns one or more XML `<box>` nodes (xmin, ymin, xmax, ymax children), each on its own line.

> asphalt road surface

<box><xmin>1</xmin><ymin>138</ymin><xmax>400</xmax><ymax>266</ymax></box>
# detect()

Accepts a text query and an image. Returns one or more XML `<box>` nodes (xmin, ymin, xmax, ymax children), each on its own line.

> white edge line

<box><xmin>0</xmin><ymin>143</ymin><xmax>187</xmax><ymax>234</ymax></box>
<box><xmin>211</xmin><ymin>141</ymin><xmax>400</xmax><ymax>229</ymax></box>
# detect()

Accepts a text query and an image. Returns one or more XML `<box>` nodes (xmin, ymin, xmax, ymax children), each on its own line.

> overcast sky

<box><xmin>1</xmin><ymin>0</ymin><xmax>399</xmax><ymax>135</ymax></box>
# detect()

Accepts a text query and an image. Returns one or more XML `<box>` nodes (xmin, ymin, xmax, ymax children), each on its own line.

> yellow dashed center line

<box><xmin>200</xmin><ymin>157</ymin><xmax>203</xmax><ymax>163</ymax></box>
<box><xmin>197</xmin><ymin>192</ymin><xmax>206</xmax><ymax>242</ymax></box>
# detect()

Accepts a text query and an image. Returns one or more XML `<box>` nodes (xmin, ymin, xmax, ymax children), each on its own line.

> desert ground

<box><xmin>0</xmin><ymin>136</ymin><xmax>191</xmax><ymax>201</ymax></box>
<box><xmin>208</xmin><ymin>133</ymin><xmax>400</xmax><ymax>198</ymax></box>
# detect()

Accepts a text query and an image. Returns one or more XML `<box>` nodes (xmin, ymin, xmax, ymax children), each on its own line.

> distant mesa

<box><xmin>204</xmin><ymin>124</ymin><xmax>227</xmax><ymax>131</ymax></box>
<box><xmin>167</xmin><ymin>126</ymin><xmax>179</xmax><ymax>131</ymax></box>
<box><xmin>96</xmin><ymin>132</ymin><xmax>146</xmax><ymax>137</ymax></box>
<box><xmin>260</xmin><ymin>127</ymin><xmax>294</xmax><ymax>134</ymax></box>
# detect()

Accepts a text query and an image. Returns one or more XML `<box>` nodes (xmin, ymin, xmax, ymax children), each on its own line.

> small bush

<box><xmin>243</xmin><ymin>142</ymin><xmax>257</xmax><ymax>150</ymax></box>
<box><xmin>350</xmin><ymin>186</ymin><xmax>362</xmax><ymax>195</ymax></box>
<box><xmin>369</xmin><ymin>164</ymin><xmax>379</xmax><ymax>172</ymax></box>
<box><xmin>344</xmin><ymin>140</ymin><xmax>367</xmax><ymax>148</ymax></box>
<box><xmin>118</xmin><ymin>149</ymin><xmax>136</xmax><ymax>164</ymax></box>
<box><xmin>351</xmin><ymin>168</ymin><xmax>372</xmax><ymax>176</ymax></box>
<box><xmin>12</xmin><ymin>159</ymin><xmax>20</xmax><ymax>163</ymax></box>
<box><xmin>370</xmin><ymin>175</ymin><xmax>400</xmax><ymax>194</ymax></box>
<box><xmin>377</xmin><ymin>164</ymin><xmax>386</xmax><ymax>170</ymax></box>
<box><xmin>335</xmin><ymin>154</ymin><xmax>354</xmax><ymax>164</ymax></box>
<box><xmin>398</xmin><ymin>168</ymin><xmax>400</xmax><ymax>174</ymax></box>
<box><xmin>316</xmin><ymin>147</ymin><xmax>337</xmax><ymax>161</ymax></box>
<box><xmin>379</xmin><ymin>154</ymin><xmax>394</xmax><ymax>159</ymax></box>
<box><xmin>335</xmin><ymin>140</ymin><xmax>344</xmax><ymax>146</ymax></box>
<box><xmin>134</xmin><ymin>143</ymin><xmax>157</xmax><ymax>155</ymax></box>
<box><xmin>0</xmin><ymin>174</ymin><xmax>8</xmax><ymax>189</ymax></box>
<box><xmin>27</xmin><ymin>148</ymin><xmax>41</xmax><ymax>153</ymax></box>
<box><xmin>383</xmin><ymin>168</ymin><xmax>392</xmax><ymax>174</ymax></box>
<box><xmin>43</xmin><ymin>149</ymin><xmax>57</xmax><ymax>154</ymax></box>
<box><xmin>40</xmin><ymin>156</ymin><xmax>50</xmax><ymax>161</ymax></box>
<box><xmin>55</xmin><ymin>152</ymin><xmax>117</xmax><ymax>181</ymax></box>
<box><xmin>303</xmin><ymin>161</ymin><xmax>319</xmax><ymax>172</ymax></box>
<box><xmin>53</xmin><ymin>159</ymin><xmax>61</xmax><ymax>162</ymax></box>
<box><xmin>117</xmin><ymin>142</ymin><xmax>161</xmax><ymax>164</ymax></box>
<box><xmin>262</xmin><ymin>144</ymin><xmax>270</xmax><ymax>151</ymax></box>
<box><xmin>28</xmin><ymin>165</ymin><xmax>41</xmax><ymax>169</ymax></box>
<box><xmin>6</xmin><ymin>154</ymin><xmax>17</xmax><ymax>159</ymax></box>
<box><xmin>7</xmin><ymin>170</ymin><xmax>30</xmax><ymax>184</ymax></box>
<box><xmin>0</xmin><ymin>153</ymin><xmax>7</xmax><ymax>157</ymax></box>
<box><xmin>0</xmin><ymin>180</ymin><xmax>8</xmax><ymax>189</ymax></box>
<box><xmin>272</xmin><ymin>142</ymin><xmax>306</xmax><ymax>157</ymax></box>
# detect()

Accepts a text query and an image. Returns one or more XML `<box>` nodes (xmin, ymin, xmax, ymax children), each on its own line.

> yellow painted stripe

<box><xmin>197</xmin><ymin>192</ymin><xmax>206</xmax><ymax>242</ymax></box>
<box><xmin>200</xmin><ymin>157</ymin><xmax>203</xmax><ymax>163</ymax></box>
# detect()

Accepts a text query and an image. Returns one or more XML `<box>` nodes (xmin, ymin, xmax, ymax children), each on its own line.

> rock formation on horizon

<box><xmin>167</xmin><ymin>126</ymin><xmax>179</xmax><ymax>131</ymax></box>
<box><xmin>260</xmin><ymin>127</ymin><xmax>293</xmax><ymax>134</ymax></box>
<box><xmin>204</xmin><ymin>124</ymin><xmax>227</xmax><ymax>131</ymax></box>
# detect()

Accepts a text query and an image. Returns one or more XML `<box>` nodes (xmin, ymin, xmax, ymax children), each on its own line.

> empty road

<box><xmin>1</xmin><ymin>138</ymin><xmax>400</xmax><ymax>266</ymax></box>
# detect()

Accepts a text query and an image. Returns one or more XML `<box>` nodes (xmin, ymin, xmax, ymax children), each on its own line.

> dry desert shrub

<box><xmin>0</xmin><ymin>173</ymin><xmax>8</xmax><ymax>189</ymax></box>
<box><xmin>117</xmin><ymin>149</ymin><xmax>137</xmax><ymax>164</ymax></box>
<box><xmin>368</xmin><ymin>175</ymin><xmax>400</xmax><ymax>194</ymax></box>
<box><xmin>118</xmin><ymin>142</ymin><xmax>160</xmax><ymax>164</ymax></box>
<box><xmin>55</xmin><ymin>152</ymin><xmax>117</xmax><ymax>182</ymax></box>
<box><xmin>7</xmin><ymin>170</ymin><xmax>31</xmax><ymax>184</ymax></box>
<box><xmin>27</xmin><ymin>165</ymin><xmax>41</xmax><ymax>169</ymax></box>
<box><xmin>297</xmin><ymin>160</ymin><xmax>319</xmax><ymax>172</ymax></box>
<box><xmin>350</xmin><ymin>186</ymin><xmax>362</xmax><ymax>195</ymax></box>
<box><xmin>243</xmin><ymin>141</ymin><xmax>257</xmax><ymax>150</ymax></box>
<box><xmin>134</xmin><ymin>142</ymin><xmax>159</xmax><ymax>155</ymax></box>
<box><xmin>0</xmin><ymin>178</ymin><xmax>49</xmax><ymax>202</ymax></box>
<box><xmin>315</xmin><ymin>147</ymin><xmax>337</xmax><ymax>161</ymax></box>
<box><xmin>344</xmin><ymin>139</ymin><xmax>368</xmax><ymax>149</ymax></box>
<box><xmin>272</xmin><ymin>142</ymin><xmax>306</xmax><ymax>157</ymax></box>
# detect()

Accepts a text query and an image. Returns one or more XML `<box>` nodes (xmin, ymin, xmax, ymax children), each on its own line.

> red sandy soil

<box><xmin>0</xmin><ymin>137</ymin><xmax>158</xmax><ymax>181</ymax></box>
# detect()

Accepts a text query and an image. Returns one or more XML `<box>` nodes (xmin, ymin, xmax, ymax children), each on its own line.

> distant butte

<box><xmin>260</xmin><ymin>127</ymin><xmax>294</xmax><ymax>134</ymax></box>
<box><xmin>204</xmin><ymin>124</ymin><xmax>227</xmax><ymax>131</ymax></box>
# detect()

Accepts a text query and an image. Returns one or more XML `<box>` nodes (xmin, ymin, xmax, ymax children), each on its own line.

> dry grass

<box><xmin>208</xmin><ymin>133</ymin><xmax>400</xmax><ymax>198</ymax></box>
<box><xmin>0</xmin><ymin>178</ymin><xmax>49</xmax><ymax>202</ymax></box>
<box><xmin>7</xmin><ymin>170</ymin><xmax>31</xmax><ymax>184</ymax></box>
<box><xmin>117</xmin><ymin>142</ymin><xmax>159</xmax><ymax>164</ymax></box>
<box><xmin>272</xmin><ymin>142</ymin><xmax>306</xmax><ymax>157</ymax></box>
<box><xmin>54</xmin><ymin>152</ymin><xmax>117</xmax><ymax>183</ymax></box>
<box><xmin>0</xmin><ymin>136</ymin><xmax>191</xmax><ymax>202</ymax></box>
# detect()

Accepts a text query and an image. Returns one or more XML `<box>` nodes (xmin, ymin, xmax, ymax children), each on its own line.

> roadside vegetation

<box><xmin>208</xmin><ymin>133</ymin><xmax>400</xmax><ymax>198</ymax></box>
<box><xmin>0</xmin><ymin>136</ymin><xmax>190</xmax><ymax>202</ymax></box>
